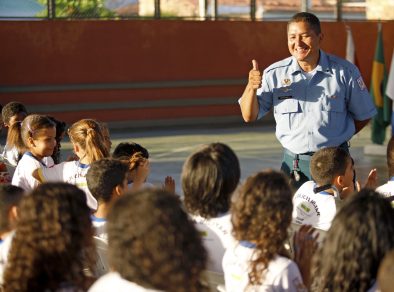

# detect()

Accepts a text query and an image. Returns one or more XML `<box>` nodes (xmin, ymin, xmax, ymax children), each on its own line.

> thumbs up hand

<box><xmin>248</xmin><ymin>59</ymin><xmax>262</xmax><ymax>90</ymax></box>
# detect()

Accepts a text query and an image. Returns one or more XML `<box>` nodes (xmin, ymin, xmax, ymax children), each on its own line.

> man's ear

<box><xmin>319</xmin><ymin>32</ymin><xmax>324</xmax><ymax>42</ymax></box>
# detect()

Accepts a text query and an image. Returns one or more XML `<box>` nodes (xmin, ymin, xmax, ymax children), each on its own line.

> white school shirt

<box><xmin>222</xmin><ymin>242</ymin><xmax>305</xmax><ymax>292</ymax></box>
<box><xmin>376</xmin><ymin>177</ymin><xmax>394</xmax><ymax>199</ymax></box>
<box><xmin>0</xmin><ymin>231</ymin><xmax>14</xmax><ymax>284</ymax></box>
<box><xmin>12</xmin><ymin>152</ymin><xmax>54</xmax><ymax>192</ymax></box>
<box><xmin>88</xmin><ymin>272</ymin><xmax>163</xmax><ymax>292</ymax></box>
<box><xmin>0</xmin><ymin>145</ymin><xmax>18</xmax><ymax>178</ymax></box>
<box><xmin>91</xmin><ymin>215</ymin><xmax>107</xmax><ymax>241</ymax></box>
<box><xmin>191</xmin><ymin>213</ymin><xmax>235</xmax><ymax>273</ymax></box>
<box><xmin>292</xmin><ymin>181</ymin><xmax>338</xmax><ymax>231</ymax></box>
<box><xmin>38</xmin><ymin>161</ymin><xmax>97</xmax><ymax>210</ymax></box>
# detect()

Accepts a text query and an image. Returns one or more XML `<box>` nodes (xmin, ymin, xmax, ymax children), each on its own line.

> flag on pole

<box><xmin>345</xmin><ymin>25</ymin><xmax>360</xmax><ymax>69</ymax></box>
<box><xmin>387</xmin><ymin>50</ymin><xmax>394</xmax><ymax>99</ymax></box>
<box><xmin>370</xmin><ymin>23</ymin><xmax>391</xmax><ymax>144</ymax></box>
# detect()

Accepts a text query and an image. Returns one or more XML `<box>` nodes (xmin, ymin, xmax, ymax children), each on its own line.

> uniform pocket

<box><xmin>273</xmin><ymin>97</ymin><xmax>300</xmax><ymax>131</ymax></box>
<box><xmin>320</xmin><ymin>94</ymin><xmax>345</xmax><ymax>128</ymax></box>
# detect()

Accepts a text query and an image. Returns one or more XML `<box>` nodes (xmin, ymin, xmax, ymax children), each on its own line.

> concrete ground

<box><xmin>59</xmin><ymin>122</ymin><xmax>389</xmax><ymax>195</ymax></box>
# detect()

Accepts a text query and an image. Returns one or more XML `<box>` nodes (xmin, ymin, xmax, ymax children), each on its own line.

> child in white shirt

<box><xmin>223</xmin><ymin>170</ymin><xmax>314</xmax><ymax>292</ymax></box>
<box><xmin>86</xmin><ymin>158</ymin><xmax>129</xmax><ymax>241</ymax></box>
<box><xmin>376</xmin><ymin>136</ymin><xmax>394</xmax><ymax>199</ymax></box>
<box><xmin>33</xmin><ymin>119</ymin><xmax>109</xmax><ymax>210</ymax></box>
<box><xmin>292</xmin><ymin>147</ymin><xmax>356</xmax><ymax>231</ymax></box>
<box><xmin>10</xmin><ymin>114</ymin><xmax>56</xmax><ymax>192</ymax></box>
<box><xmin>1</xmin><ymin>102</ymin><xmax>28</xmax><ymax>178</ymax></box>
<box><xmin>182</xmin><ymin>142</ymin><xmax>240</xmax><ymax>273</ymax></box>
<box><xmin>89</xmin><ymin>188</ymin><xmax>207</xmax><ymax>292</ymax></box>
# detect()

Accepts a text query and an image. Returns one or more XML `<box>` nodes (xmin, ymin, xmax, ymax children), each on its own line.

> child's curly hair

<box><xmin>108</xmin><ymin>188</ymin><xmax>208</xmax><ymax>292</ymax></box>
<box><xmin>3</xmin><ymin>183</ymin><xmax>96</xmax><ymax>292</ymax></box>
<box><xmin>231</xmin><ymin>170</ymin><xmax>293</xmax><ymax>286</ymax></box>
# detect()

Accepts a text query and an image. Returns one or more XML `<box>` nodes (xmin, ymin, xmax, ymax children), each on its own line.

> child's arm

<box><xmin>129</xmin><ymin>160</ymin><xmax>150</xmax><ymax>192</ymax></box>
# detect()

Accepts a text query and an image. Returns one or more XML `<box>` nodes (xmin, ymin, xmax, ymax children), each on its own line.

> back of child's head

<box><xmin>182</xmin><ymin>142</ymin><xmax>240</xmax><ymax>218</ymax></box>
<box><xmin>1</xmin><ymin>101</ymin><xmax>27</xmax><ymax>127</ymax></box>
<box><xmin>68</xmin><ymin>119</ymin><xmax>109</xmax><ymax>163</ymax></box>
<box><xmin>310</xmin><ymin>147</ymin><xmax>351</xmax><ymax>186</ymax></box>
<box><xmin>6</xmin><ymin>114</ymin><xmax>55</xmax><ymax>153</ymax></box>
<box><xmin>3</xmin><ymin>182</ymin><xmax>95</xmax><ymax>292</ymax></box>
<box><xmin>312</xmin><ymin>189</ymin><xmax>394</xmax><ymax>291</ymax></box>
<box><xmin>378</xmin><ymin>250</ymin><xmax>394</xmax><ymax>292</ymax></box>
<box><xmin>112</xmin><ymin>142</ymin><xmax>149</xmax><ymax>159</ymax></box>
<box><xmin>107</xmin><ymin>188</ymin><xmax>207</xmax><ymax>292</ymax></box>
<box><xmin>47</xmin><ymin>116</ymin><xmax>67</xmax><ymax>164</ymax></box>
<box><xmin>0</xmin><ymin>185</ymin><xmax>24</xmax><ymax>234</ymax></box>
<box><xmin>86</xmin><ymin>158</ymin><xmax>129</xmax><ymax>203</ymax></box>
<box><xmin>231</xmin><ymin>170</ymin><xmax>292</xmax><ymax>285</ymax></box>
<box><xmin>387</xmin><ymin>137</ymin><xmax>394</xmax><ymax>177</ymax></box>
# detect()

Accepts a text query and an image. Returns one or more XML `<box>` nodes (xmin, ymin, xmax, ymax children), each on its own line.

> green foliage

<box><xmin>37</xmin><ymin>0</ymin><xmax>116</xmax><ymax>18</ymax></box>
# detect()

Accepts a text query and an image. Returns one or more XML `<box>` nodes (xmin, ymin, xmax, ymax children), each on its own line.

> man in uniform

<box><xmin>239</xmin><ymin>12</ymin><xmax>376</xmax><ymax>188</ymax></box>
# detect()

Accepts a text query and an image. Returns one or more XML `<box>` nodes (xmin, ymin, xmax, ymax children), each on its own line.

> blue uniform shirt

<box><xmin>256</xmin><ymin>50</ymin><xmax>377</xmax><ymax>154</ymax></box>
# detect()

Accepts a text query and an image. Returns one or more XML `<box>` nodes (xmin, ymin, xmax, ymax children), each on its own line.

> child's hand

<box><xmin>293</xmin><ymin>225</ymin><xmax>319</xmax><ymax>288</ymax></box>
<box><xmin>134</xmin><ymin>160</ymin><xmax>150</xmax><ymax>184</ymax></box>
<box><xmin>364</xmin><ymin>168</ymin><xmax>378</xmax><ymax>189</ymax></box>
<box><xmin>163</xmin><ymin>176</ymin><xmax>175</xmax><ymax>193</ymax></box>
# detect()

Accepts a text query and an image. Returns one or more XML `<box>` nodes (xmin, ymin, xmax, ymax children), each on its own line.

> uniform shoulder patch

<box><xmin>357</xmin><ymin>76</ymin><xmax>366</xmax><ymax>90</ymax></box>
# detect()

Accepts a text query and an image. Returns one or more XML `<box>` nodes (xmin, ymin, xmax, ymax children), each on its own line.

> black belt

<box><xmin>284</xmin><ymin>141</ymin><xmax>350</xmax><ymax>159</ymax></box>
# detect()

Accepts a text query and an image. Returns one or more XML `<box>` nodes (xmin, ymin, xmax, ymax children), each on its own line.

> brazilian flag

<box><xmin>371</xmin><ymin>23</ymin><xmax>391</xmax><ymax>144</ymax></box>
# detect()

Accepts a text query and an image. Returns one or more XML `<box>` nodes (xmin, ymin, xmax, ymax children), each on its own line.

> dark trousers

<box><xmin>281</xmin><ymin>150</ymin><xmax>312</xmax><ymax>190</ymax></box>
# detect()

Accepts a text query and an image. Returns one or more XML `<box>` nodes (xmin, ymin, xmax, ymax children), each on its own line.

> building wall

<box><xmin>0</xmin><ymin>20</ymin><xmax>393</xmax><ymax>127</ymax></box>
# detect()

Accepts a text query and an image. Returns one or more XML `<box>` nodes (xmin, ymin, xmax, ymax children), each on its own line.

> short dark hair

<box><xmin>288</xmin><ymin>12</ymin><xmax>321</xmax><ymax>35</ymax></box>
<box><xmin>86</xmin><ymin>158</ymin><xmax>129</xmax><ymax>203</ymax></box>
<box><xmin>108</xmin><ymin>189</ymin><xmax>207</xmax><ymax>292</ymax></box>
<box><xmin>387</xmin><ymin>137</ymin><xmax>394</xmax><ymax>177</ymax></box>
<box><xmin>1</xmin><ymin>102</ymin><xmax>28</xmax><ymax>125</ymax></box>
<box><xmin>0</xmin><ymin>185</ymin><xmax>24</xmax><ymax>233</ymax></box>
<box><xmin>310</xmin><ymin>147</ymin><xmax>350</xmax><ymax>186</ymax></box>
<box><xmin>182</xmin><ymin>143</ymin><xmax>240</xmax><ymax>218</ymax></box>
<box><xmin>112</xmin><ymin>142</ymin><xmax>149</xmax><ymax>159</ymax></box>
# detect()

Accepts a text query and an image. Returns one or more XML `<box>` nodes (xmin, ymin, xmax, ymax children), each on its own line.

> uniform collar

<box><xmin>290</xmin><ymin>50</ymin><xmax>333</xmax><ymax>75</ymax></box>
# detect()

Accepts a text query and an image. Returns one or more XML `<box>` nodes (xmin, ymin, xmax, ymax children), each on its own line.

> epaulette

<box><xmin>264</xmin><ymin>56</ymin><xmax>293</xmax><ymax>73</ymax></box>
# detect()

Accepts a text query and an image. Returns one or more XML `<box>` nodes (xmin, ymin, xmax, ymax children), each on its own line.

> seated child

<box><xmin>10</xmin><ymin>115</ymin><xmax>56</xmax><ymax>192</ymax></box>
<box><xmin>33</xmin><ymin>119</ymin><xmax>109</xmax><ymax>210</ymax></box>
<box><xmin>2</xmin><ymin>183</ymin><xmax>96</xmax><ymax>291</ymax></box>
<box><xmin>182</xmin><ymin>142</ymin><xmax>239</xmax><ymax>273</ymax></box>
<box><xmin>1</xmin><ymin>102</ymin><xmax>28</xmax><ymax>177</ymax></box>
<box><xmin>223</xmin><ymin>170</ymin><xmax>315</xmax><ymax>291</ymax></box>
<box><xmin>0</xmin><ymin>185</ymin><xmax>24</xmax><ymax>284</ymax></box>
<box><xmin>292</xmin><ymin>147</ymin><xmax>354</xmax><ymax>231</ymax></box>
<box><xmin>88</xmin><ymin>188</ymin><xmax>207</xmax><ymax>292</ymax></box>
<box><xmin>112</xmin><ymin>142</ymin><xmax>174</xmax><ymax>192</ymax></box>
<box><xmin>86</xmin><ymin>158</ymin><xmax>129</xmax><ymax>241</ymax></box>
<box><xmin>312</xmin><ymin>189</ymin><xmax>394</xmax><ymax>291</ymax></box>
<box><xmin>376</xmin><ymin>136</ymin><xmax>394</xmax><ymax>199</ymax></box>
<box><xmin>47</xmin><ymin>116</ymin><xmax>66</xmax><ymax>164</ymax></box>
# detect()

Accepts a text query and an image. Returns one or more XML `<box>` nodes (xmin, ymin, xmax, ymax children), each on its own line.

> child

<box><xmin>99</xmin><ymin>122</ymin><xmax>112</xmax><ymax>153</ymax></box>
<box><xmin>112</xmin><ymin>142</ymin><xmax>174</xmax><ymax>192</ymax></box>
<box><xmin>376</xmin><ymin>136</ymin><xmax>394</xmax><ymax>199</ymax></box>
<box><xmin>292</xmin><ymin>147</ymin><xmax>355</xmax><ymax>231</ymax></box>
<box><xmin>312</xmin><ymin>189</ymin><xmax>394</xmax><ymax>291</ymax></box>
<box><xmin>47</xmin><ymin>116</ymin><xmax>66</xmax><ymax>164</ymax></box>
<box><xmin>182</xmin><ymin>142</ymin><xmax>240</xmax><ymax>273</ymax></box>
<box><xmin>0</xmin><ymin>105</ymin><xmax>11</xmax><ymax>185</ymax></box>
<box><xmin>10</xmin><ymin>114</ymin><xmax>56</xmax><ymax>192</ymax></box>
<box><xmin>223</xmin><ymin>170</ymin><xmax>314</xmax><ymax>291</ymax></box>
<box><xmin>86</xmin><ymin>158</ymin><xmax>129</xmax><ymax>240</ymax></box>
<box><xmin>33</xmin><ymin>119</ymin><xmax>109</xmax><ymax>210</ymax></box>
<box><xmin>0</xmin><ymin>185</ymin><xmax>24</xmax><ymax>284</ymax></box>
<box><xmin>1</xmin><ymin>102</ymin><xmax>28</xmax><ymax>177</ymax></box>
<box><xmin>88</xmin><ymin>188</ymin><xmax>208</xmax><ymax>292</ymax></box>
<box><xmin>377</xmin><ymin>250</ymin><xmax>394</xmax><ymax>292</ymax></box>
<box><xmin>2</xmin><ymin>183</ymin><xmax>96</xmax><ymax>292</ymax></box>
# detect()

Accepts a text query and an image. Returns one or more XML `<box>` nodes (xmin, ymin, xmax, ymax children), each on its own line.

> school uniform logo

<box><xmin>282</xmin><ymin>78</ymin><xmax>292</xmax><ymax>86</ymax></box>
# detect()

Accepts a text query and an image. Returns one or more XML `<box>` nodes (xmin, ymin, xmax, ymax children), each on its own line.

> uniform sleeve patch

<box><xmin>357</xmin><ymin>76</ymin><xmax>366</xmax><ymax>90</ymax></box>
